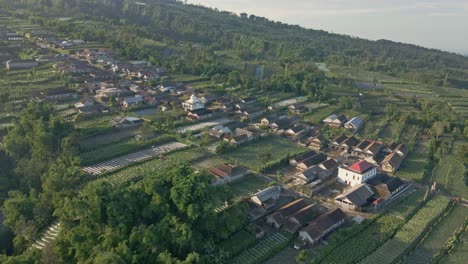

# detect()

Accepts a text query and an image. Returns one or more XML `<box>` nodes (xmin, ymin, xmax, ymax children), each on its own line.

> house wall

<box><xmin>337</xmin><ymin>167</ymin><xmax>377</xmax><ymax>187</ymax></box>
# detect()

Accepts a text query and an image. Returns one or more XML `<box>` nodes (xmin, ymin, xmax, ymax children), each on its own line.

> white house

<box><xmin>251</xmin><ymin>186</ymin><xmax>281</xmax><ymax>209</ymax></box>
<box><xmin>337</xmin><ymin>160</ymin><xmax>377</xmax><ymax>187</ymax></box>
<box><xmin>182</xmin><ymin>94</ymin><xmax>205</xmax><ymax>111</ymax></box>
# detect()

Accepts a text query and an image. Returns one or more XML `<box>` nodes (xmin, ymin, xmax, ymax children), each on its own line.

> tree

<box><xmin>432</xmin><ymin>121</ymin><xmax>445</xmax><ymax>139</ymax></box>
<box><xmin>296</xmin><ymin>250</ymin><xmax>308</xmax><ymax>263</ymax></box>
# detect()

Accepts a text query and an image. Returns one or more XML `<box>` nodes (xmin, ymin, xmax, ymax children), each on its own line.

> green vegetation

<box><xmin>223</xmin><ymin>137</ymin><xmax>306</xmax><ymax>171</ymax></box>
<box><xmin>402</xmin><ymin>204</ymin><xmax>468</xmax><ymax>264</ymax></box>
<box><xmin>361</xmin><ymin>196</ymin><xmax>451</xmax><ymax>264</ymax></box>
<box><xmin>397</xmin><ymin>139</ymin><xmax>430</xmax><ymax>182</ymax></box>
<box><xmin>432</xmin><ymin>157</ymin><xmax>467</xmax><ymax>199</ymax></box>
<box><xmin>220</xmin><ymin>229</ymin><xmax>256</xmax><ymax>257</ymax></box>
<box><xmin>232</xmin><ymin>232</ymin><xmax>292</xmax><ymax>264</ymax></box>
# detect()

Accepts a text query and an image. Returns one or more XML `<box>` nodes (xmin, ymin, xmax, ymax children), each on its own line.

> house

<box><xmin>334</xmin><ymin>183</ymin><xmax>375</xmax><ymax>210</ymax></box>
<box><xmin>267</xmin><ymin>198</ymin><xmax>310</xmax><ymax>228</ymax></box>
<box><xmin>323</xmin><ymin>114</ymin><xmax>347</xmax><ymax>127</ymax></box>
<box><xmin>5</xmin><ymin>59</ymin><xmax>38</xmax><ymax>70</ymax></box>
<box><xmin>329</xmin><ymin>135</ymin><xmax>348</xmax><ymax>150</ymax></box>
<box><xmin>288</xmin><ymin>103</ymin><xmax>308</xmax><ymax>113</ymax></box>
<box><xmin>241</xmin><ymin>106</ymin><xmax>265</xmax><ymax>121</ymax></box>
<box><xmin>294</xmin><ymin>166</ymin><xmax>331</xmax><ymax>183</ymax></box>
<box><xmin>339</xmin><ymin>136</ymin><xmax>360</xmax><ymax>152</ymax></box>
<box><xmin>351</xmin><ymin>140</ymin><xmax>384</xmax><ymax>159</ymax></box>
<box><xmin>115</xmin><ymin>117</ymin><xmax>143</xmax><ymax>128</ymax></box>
<box><xmin>338</xmin><ymin>160</ymin><xmax>377</xmax><ymax>187</ymax></box>
<box><xmin>234</xmin><ymin>128</ymin><xmax>255</xmax><ymax>139</ymax></box>
<box><xmin>381</xmin><ymin>152</ymin><xmax>403</xmax><ymax>173</ymax></box>
<box><xmin>290</xmin><ymin>151</ymin><xmax>317</xmax><ymax>167</ymax></box>
<box><xmin>260</xmin><ymin>114</ymin><xmax>280</xmax><ymax>127</ymax></box>
<box><xmin>270</xmin><ymin>118</ymin><xmax>294</xmax><ymax>133</ymax></box>
<box><xmin>157</xmin><ymin>85</ymin><xmax>174</xmax><ymax>93</ymax></box>
<box><xmin>251</xmin><ymin>186</ymin><xmax>281</xmax><ymax>209</ymax></box>
<box><xmin>122</xmin><ymin>95</ymin><xmax>144</xmax><ymax>108</ymax></box>
<box><xmin>74</xmin><ymin>98</ymin><xmax>94</xmax><ymax>109</ymax></box>
<box><xmin>297</xmin><ymin>153</ymin><xmax>328</xmax><ymax>170</ymax></box>
<box><xmin>208</xmin><ymin>125</ymin><xmax>231</xmax><ymax>139</ymax></box>
<box><xmin>283</xmin><ymin>204</ymin><xmax>321</xmax><ymax>233</ymax></box>
<box><xmin>187</xmin><ymin>108</ymin><xmax>214</xmax><ymax>121</ymax></box>
<box><xmin>182</xmin><ymin>94</ymin><xmax>205</xmax><ymax>111</ymax></box>
<box><xmin>298</xmin><ymin>208</ymin><xmax>346</xmax><ymax>244</ymax></box>
<box><xmin>344</xmin><ymin>116</ymin><xmax>363</xmax><ymax>130</ymax></box>
<box><xmin>285</xmin><ymin>125</ymin><xmax>308</xmax><ymax>139</ymax></box>
<box><xmin>368</xmin><ymin>174</ymin><xmax>406</xmax><ymax>201</ymax></box>
<box><xmin>385</xmin><ymin>143</ymin><xmax>408</xmax><ymax>157</ymax></box>
<box><xmin>209</xmin><ymin>164</ymin><xmax>248</xmax><ymax>186</ymax></box>
<box><xmin>34</xmin><ymin>88</ymin><xmax>78</xmax><ymax>101</ymax></box>
<box><xmin>306</xmin><ymin>135</ymin><xmax>327</xmax><ymax>151</ymax></box>
<box><xmin>319</xmin><ymin>159</ymin><xmax>338</xmax><ymax>173</ymax></box>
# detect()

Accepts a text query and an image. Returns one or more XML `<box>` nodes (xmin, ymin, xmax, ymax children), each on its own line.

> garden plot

<box><xmin>232</xmin><ymin>232</ymin><xmax>291</xmax><ymax>264</ymax></box>
<box><xmin>396</xmin><ymin>139</ymin><xmax>430</xmax><ymax>182</ymax></box>
<box><xmin>176</xmin><ymin>118</ymin><xmax>232</xmax><ymax>133</ymax></box>
<box><xmin>271</xmin><ymin>96</ymin><xmax>305</xmax><ymax>108</ymax></box>
<box><xmin>440</xmin><ymin>225</ymin><xmax>468</xmax><ymax>264</ymax></box>
<box><xmin>360</xmin><ymin>195</ymin><xmax>450</xmax><ymax>264</ymax></box>
<box><xmin>82</xmin><ymin>142</ymin><xmax>187</xmax><ymax>175</ymax></box>
<box><xmin>100</xmin><ymin>147</ymin><xmax>209</xmax><ymax>186</ymax></box>
<box><xmin>79</xmin><ymin>128</ymin><xmax>138</xmax><ymax>150</ymax></box>
<box><xmin>402</xmin><ymin>204</ymin><xmax>468</xmax><ymax>264</ymax></box>
<box><xmin>432</xmin><ymin>156</ymin><xmax>467</xmax><ymax>199</ymax></box>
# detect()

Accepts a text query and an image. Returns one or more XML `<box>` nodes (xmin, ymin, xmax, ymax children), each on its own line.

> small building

<box><xmin>294</xmin><ymin>166</ymin><xmax>331</xmax><ymax>183</ymax></box>
<box><xmin>344</xmin><ymin>116</ymin><xmax>363</xmax><ymax>130</ymax></box>
<box><xmin>385</xmin><ymin>143</ymin><xmax>408</xmax><ymax>157</ymax></box>
<box><xmin>319</xmin><ymin>159</ymin><xmax>338</xmax><ymax>173</ymax></box>
<box><xmin>352</xmin><ymin>139</ymin><xmax>384</xmax><ymax>159</ymax></box>
<box><xmin>241</xmin><ymin>106</ymin><xmax>265</xmax><ymax>121</ymax></box>
<box><xmin>298</xmin><ymin>208</ymin><xmax>346</xmax><ymax>244</ymax></box>
<box><xmin>34</xmin><ymin>88</ymin><xmax>78</xmax><ymax>101</ymax></box>
<box><xmin>122</xmin><ymin>95</ymin><xmax>144</xmax><ymax>108</ymax></box>
<box><xmin>182</xmin><ymin>94</ymin><xmax>205</xmax><ymax>111</ymax></box>
<box><xmin>285</xmin><ymin>125</ymin><xmax>308</xmax><ymax>139</ymax></box>
<box><xmin>115</xmin><ymin>117</ymin><xmax>143</xmax><ymax>128</ymax></box>
<box><xmin>267</xmin><ymin>198</ymin><xmax>310</xmax><ymax>228</ymax></box>
<box><xmin>5</xmin><ymin>59</ymin><xmax>39</xmax><ymax>70</ymax></box>
<box><xmin>251</xmin><ymin>186</ymin><xmax>281</xmax><ymax>209</ymax></box>
<box><xmin>187</xmin><ymin>108</ymin><xmax>214</xmax><ymax>121</ymax></box>
<box><xmin>209</xmin><ymin>164</ymin><xmax>248</xmax><ymax>186</ymax></box>
<box><xmin>334</xmin><ymin>183</ymin><xmax>375</xmax><ymax>210</ymax></box>
<box><xmin>338</xmin><ymin>160</ymin><xmax>377</xmax><ymax>187</ymax></box>
<box><xmin>329</xmin><ymin>134</ymin><xmax>348</xmax><ymax>150</ymax></box>
<box><xmin>283</xmin><ymin>204</ymin><xmax>321</xmax><ymax>233</ymax></box>
<box><xmin>270</xmin><ymin>118</ymin><xmax>294</xmax><ymax>133</ymax></box>
<box><xmin>288</xmin><ymin>103</ymin><xmax>308</xmax><ymax>114</ymax></box>
<box><xmin>290</xmin><ymin>151</ymin><xmax>317</xmax><ymax>167</ymax></box>
<box><xmin>381</xmin><ymin>152</ymin><xmax>403</xmax><ymax>173</ymax></box>
<box><xmin>307</xmin><ymin>135</ymin><xmax>327</xmax><ymax>151</ymax></box>
<box><xmin>297</xmin><ymin>153</ymin><xmax>328</xmax><ymax>170</ymax></box>
<box><xmin>74</xmin><ymin>98</ymin><xmax>94</xmax><ymax>109</ymax></box>
<box><xmin>368</xmin><ymin>174</ymin><xmax>406</xmax><ymax>201</ymax></box>
<box><xmin>323</xmin><ymin>114</ymin><xmax>347</xmax><ymax>127</ymax></box>
<box><xmin>339</xmin><ymin>136</ymin><xmax>360</xmax><ymax>152</ymax></box>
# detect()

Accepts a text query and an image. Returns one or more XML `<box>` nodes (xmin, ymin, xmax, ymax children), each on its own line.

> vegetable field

<box><xmin>432</xmin><ymin>156</ymin><xmax>467</xmax><ymax>199</ymax></box>
<box><xmin>99</xmin><ymin>147</ymin><xmax>209</xmax><ymax>186</ymax></box>
<box><xmin>402</xmin><ymin>203</ymin><xmax>468</xmax><ymax>264</ymax></box>
<box><xmin>82</xmin><ymin>142</ymin><xmax>188</xmax><ymax>175</ymax></box>
<box><xmin>232</xmin><ymin>232</ymin><xmax>291</xmax><ymax>264</ymax></box>
<box><xmin>360</xmin><ymin>195</ymin><xmax>450</xmax><ymax>264</ymax></box>
<box><xmin>223</xmin><ymin>137</ymin><xmax>306</xmax><ymax>170</ymax></box>
<box><xmin>439</xmin><ymin>225</ymin><xmax>468</xmax><ymax>264</ymax></box>
<box><xmin>396</xmin><ymin>139</ymin><xmax>430</xmax><ymax>182</ymax></box>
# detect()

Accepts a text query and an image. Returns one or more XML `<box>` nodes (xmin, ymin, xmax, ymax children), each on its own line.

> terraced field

<box><xmin>360</xmin><ymin>195</ymin><xmax>450</xmax><ymax>264</ymax></box>
<box><xmin>440</xmin><ymin>225</ymin><xmax>468</xmax><ymax>264</ymax></box>
<box><xmin>99</xmin><ymin>147</ymin><xmax>210</xmax><ymax>186</ymax></box>
<box><xmin>232</xmin><ymin>232</ymin><xmax>291</xmax><ymax>264</ymax></box>
<box><xmin>82</xmin><ymin>142</ymin><xmax>188</xmax><ymax>175</ymax></box>
<box><xmin>432</xmin><ymin>156</ymin><xmax>467</xmax><ymax>199</ymax></box>
<box><xmin>396</xmin><ymin>139</ymin><xmax>430</xmax><ymax>182</ymax></box>
<box><xmin>401</xmin><ymin>204</ymin><xmax>468</xmax><ymax>264</ymax></box>
<box><xmin>223</xmin><ymin>137</ymin><xmax>307</xmax><ymax>171</ymax></box>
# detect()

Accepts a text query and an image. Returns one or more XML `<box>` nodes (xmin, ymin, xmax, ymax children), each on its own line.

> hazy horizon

<box><xmin>188</xmin><ymin>0</ymin><xmax>468</xmax><ymax>55</ymax></box>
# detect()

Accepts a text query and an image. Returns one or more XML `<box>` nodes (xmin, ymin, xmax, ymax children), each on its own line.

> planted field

<box><xmin>223</xmin><ymin>137</ymin><xmax>306</xmax><ymax>171</ymax></box>
<box><xmin>321</xmin><ymin>215</ymin><xmax>402</xmax><ymax>264</ymax></box>
<box><xmin>432</xmin><ymin>156</ymin><xmax>467</xmax><ymax>199</ymax></box>
<box><xmin>396</xmin><ymin>139</ymin><xmax>430</xmax><ymax>182</ymax></box>
<box><xmin>402</xmin><ymin>204</ymin><xmax>468</xmax><ymax>264</ymax></box>
<box><xmin>100</xmin><ymin>147</ymin><xmax>209</xmax><ymax>186</ymax></box>
<box><xmin>79</xmin><ymin>128</ymin><xmax>138</xmax><ymax>150</ymax></box>
<box><xmin>220</xmin><ymin>229</ymin><xmax>256</xmax><ymax>257</ymax></box>
<box><xmin>303</xmin><ymin>104</ymin><xmax>341</xmax><ymax>124</ymax></box>
<box><xmin>176</xmin><ymin>118</ymin><xmax>233</xmax><ymax>133</ymax></box>
<box><xmin>232</xmin><ymin>232</ymin><xmax>291</xmax><ymax>264</ymax></box>
<box><xmin>387</xmin><ymin>189</ymin><xmax>426</xmax><ymax>220</ymax></box>
<box><xmin>192</xmin><ymin>155</ymin><xmax>230</xmax><ymax>170</ymax></box>
<box><xmin>360</xmin><ymin>195</ymin><xmax>450</xmax><ymax>264</ymax></box>
<box><xmin>80</xmin><ymin>135</ymin><xmax>174</xmax><ymax>165</ymax></box>
<box><xmin>440</xmin><ymin>225</ymin><xmax>468</xmax><ymax>264</ymax></box>
<box><xmin>82</xmin><ymin>142</ymin><xmax>188</xmax><ymax>175</ymax></box>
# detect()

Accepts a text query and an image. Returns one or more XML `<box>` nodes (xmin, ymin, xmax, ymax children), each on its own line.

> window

<box><xmin>353</xmin><ymin>175</ymin><xmax>355</xmax><ymax>180</ymax></box>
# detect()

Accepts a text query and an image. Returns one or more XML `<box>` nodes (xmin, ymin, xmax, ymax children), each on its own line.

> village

<box><xmin>1</xmin><ymin>14</ymin><xmax>467</xmax><ymax>264</ymax></box>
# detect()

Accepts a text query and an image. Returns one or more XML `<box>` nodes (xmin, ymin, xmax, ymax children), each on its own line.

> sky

<box><xmin>188</xmin><ymin>0</ymin><xmax>468</xmax><ymax>54</ymax></box>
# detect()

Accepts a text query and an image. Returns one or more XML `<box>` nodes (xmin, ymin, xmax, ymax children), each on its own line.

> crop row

<box><xmin>100</xmin><ymin>147</ymin><xmax>209</xmax><ymax>186</ymax></box>
<box><xmin>360</xmin><ymin>195</ymin><xmax>450</xmax><ymax>264</ymax></box>
<box><xmin>402</xmin><ymin>204</ymin><xmax>468</xmax><ymax>264</ymax></box>
<box><xmin>232</xmin><ymin>232</ymin><xmax>290</xmax><ymax>264</ymax></box>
